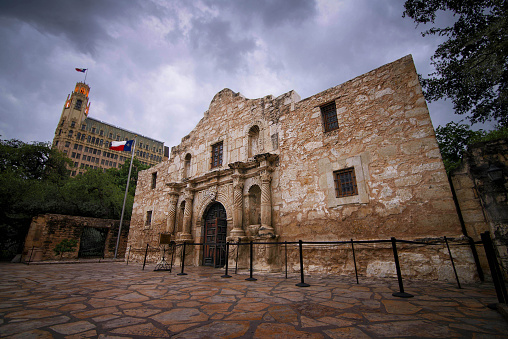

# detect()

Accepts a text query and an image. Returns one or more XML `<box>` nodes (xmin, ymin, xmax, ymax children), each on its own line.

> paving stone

<box><xmin>1</xmin><ymin>263</ymin><xmax>508</xmax><ymax>338</ymax></box>
<box><xmin>173</xmin><ymin>321</ymin><xmax>250</xmax><ymax>338</ymax></box>
<box><xmin>50</xmin><ymin>320</ymin><xmax>96</xmax><ymax>335</ymax></box>
<box><xmin>254</xmin><ymin>323</ymin><xmax>324</xmax><ymax>338</ymax></box>
<box><xmin>110</xmin><ymin>323</ymin><xmax>170</xmax><ymax>337</ymax></box>
<box><xmin>151</xmin><ymin>308</ymin><xmax>208</xmax><ymax>325</ymax></box>
<box><xmin>382</xmin><ymin>299</ymin><xmax>422</xmax><ymax>314</ymax></box>
<box><xmin>0</xmin><ymin>316</ymin><xmax>70</xmax><ymax>336</ymax></box>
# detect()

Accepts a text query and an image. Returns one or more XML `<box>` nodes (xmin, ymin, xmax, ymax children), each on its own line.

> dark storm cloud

<box><xmin>0</xmin><ymin>0</ymin><xmax>143</xmax><ymax>55</ymax></box>
<box><xmin>189</xmin><ymin>17</ymin><xmax>256</xmax><ymax>71</ymax></box>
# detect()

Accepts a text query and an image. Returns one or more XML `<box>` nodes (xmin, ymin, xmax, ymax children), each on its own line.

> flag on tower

<box><xmin>75</xmin><ymin>68</ymin><xmax>87</xmax><ymax>73</ymax></box>
<box><xmin>109</xmin><ymin>140</ymin><xmax>135</xmax><ymax>152</ymax></box>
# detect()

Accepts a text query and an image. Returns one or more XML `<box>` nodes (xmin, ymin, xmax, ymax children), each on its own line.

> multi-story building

<box><xmin>52</xmin><ymin>82</ymin><xmax>167</xmax><ymax>176</ymax></box>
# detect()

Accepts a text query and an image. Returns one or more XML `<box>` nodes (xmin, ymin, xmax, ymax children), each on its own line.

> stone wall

<box><xmin>128</xmin><ymin>55</ymin><xmax>478</xmax><ymax>282</ymax></box>
<box><xmin>22</xmin><ymin>214</ymin><xmax>129</xmax><ymax>261</ymax></box>
<box><xmin>451</xmin><ymin>138</ymin><xmax>508</xmax><ymax>277</ymax></box>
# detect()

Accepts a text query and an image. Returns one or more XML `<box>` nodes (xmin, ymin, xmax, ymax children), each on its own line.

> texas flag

<box><xmin>75</xmin><ymin>68</ymin><xmax>87</xmax><ymax>73</ymax></box>
<box><xmin>109</xmin><ymin>140</ymin><xmax>135</xmax><ymax>152</ymax></box>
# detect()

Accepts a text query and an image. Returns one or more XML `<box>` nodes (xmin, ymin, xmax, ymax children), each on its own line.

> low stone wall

<box><xmin>22</xmin><ymin>214</ymin><xmax>130</xmax><ymax>262</ymax></box>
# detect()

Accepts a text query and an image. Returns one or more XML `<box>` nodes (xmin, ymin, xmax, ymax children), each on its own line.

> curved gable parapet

<box><xmin>208</xmin><ymin>88</ymin><xmax>244</xmax><ymax>110</ymax></box>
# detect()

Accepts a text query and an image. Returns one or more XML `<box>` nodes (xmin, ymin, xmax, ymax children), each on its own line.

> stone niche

<box><xmin>128</xmin><ymin>55</ymin><xmax>479</xmax><ymax>282</ymax></box>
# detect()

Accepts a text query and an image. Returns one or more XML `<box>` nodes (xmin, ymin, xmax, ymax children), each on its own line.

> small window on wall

<box><xmin>333</xmin><ymin>167</ymin><xmax>358</xmax><ymax>198</ymax></box>
<box><xmin>75</xmin><ymin>99</ymin><xmax>82</xmax><ymax>110</ymax></box>
<box><xmin>211</xmin><ymin>141</ymin><xmax>223</xmax><ymax>169</ymax></box>
<box><xmin>151</xmin><ymin>172</ymin><xmax>157</xmax><ymax>189</ymax></box>
<box><xmin>145</xmin><ymin>211</ymin><xmax>152</xmax><ymax>226</ymax></box>
<box><xmin>320</xmin><ymin>101</ymin><xmax>339</xmax><ymax>132</ymax></box>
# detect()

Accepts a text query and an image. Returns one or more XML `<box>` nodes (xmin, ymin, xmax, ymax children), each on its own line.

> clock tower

<box><xmin>52</xmin><ymin>82</ymin><xmax>91</xmax><ymax>159</ymax></box>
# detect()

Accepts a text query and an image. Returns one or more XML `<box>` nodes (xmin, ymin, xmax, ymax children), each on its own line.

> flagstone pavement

<box><xmin>0</xmin><ymin>262</ymin><xmax>507</xmax><ymax>338</ymax></box>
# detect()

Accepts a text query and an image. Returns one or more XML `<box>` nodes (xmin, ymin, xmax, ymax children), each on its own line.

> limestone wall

<box><xmin>276</xmin><ymin>55</ymin><xmax>459</xmax><ymax>241</ymax></box>
<box><xmin>128</xmin><ymin>55</ymin><xmax>478</xmax><ymax>282</ymax></box>
<box><xmin>22</xmin><ymin>214</ymin><xmax>129</xmax><ymax>261</ymax></box>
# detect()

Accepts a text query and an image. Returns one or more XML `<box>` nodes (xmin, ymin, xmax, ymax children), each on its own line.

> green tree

<box><xmin>403</xmin><ymin>0</ymin><xmax>508</xmax><ymax>126</ymax></box>
<box><xmin>436</xmin><ymin>122</ymin><xmax>508</xmax><ymax>172</ymax></box>
<box><xmin>0</xmin><ymin>139</ymin><xmax>148</xmax><ymax>260</ymax></box>
<box><xmin>53</xmin><ymin>238</ymin><xmax>78</xmax><ymax>260</ymax></box>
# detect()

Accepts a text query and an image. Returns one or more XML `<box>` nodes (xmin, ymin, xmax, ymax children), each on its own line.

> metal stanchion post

<box><xmin>235</xmin><ymin>239</ymin><xmax>240</xmax><ymax>274</ymax></box>
<box><xmin>391</xmin><ymin>237</ymin><xmax>413</xmax><ymax>298</ymax></box>
<box><xmin>296</xmin><ymin>240</ymin><xmax>310</xmax><ymax>287</ymax></box>
<box><xmin>245</xmin><ymin>241</ymin><xmax>257</xmax><ymax>281</ymax></box>
<box><xmin>285</xmin><ymin>241</ymin><xmax>288</xmax><ymax>279</ymax></box>
<box><xmin>142</xmin><ymin>244</ymin><xmax>149</xmax><ymax>270</ymax></box>
<box><xmin>351</xmin><ymin>239</ymin><xmax>359</xmax><ymax>284</ymax></box>
<box><xmin>444</xmin><ymin>236</ymin><xmax>461</xmax><ymax>289</ymax></box>
<box><xmin>222</xmin><ymin>242</ymin><xmax>232</xmax><ymax>278</ymax></box>
<box><xmin>177</xmin><ymin>242</ymin><xmax>188</xmax><ymax>276</ymax></box>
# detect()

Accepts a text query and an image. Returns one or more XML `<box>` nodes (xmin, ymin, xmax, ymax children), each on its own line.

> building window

<box><xmin>81</xmin><ymin>124</ymin><xmax>86</xmax><ymax>131</ymax></box>
<box><xmin>71</xmin><ymin>121</ymin><xmax>76</xmax><ymax>128</ymax></box>
<box><xmin>320</xmin><ymin>101</ymin><xmax>338</xmax><ymax>132</ymax></box>
<box><xmin>68</xmin><ymin>130</ymin><xmax>73</xmax><ymax>137</ymax></box>
<box><xmin>75</xmin><ymin>99</ymin><xmax>82</xmax><ymax>110</ymax></box>
<box><xmin>151</xmin><ymin>172</ymin><xmax>157</xmax><ymax>189</ymax></box>
<box><xmin>65</xmin><ymin>141</ymin><xmax>70</xmax><ymax>147</ymax></box>
<box><xmin>333</xmin><ymin>168</ymin><xmax>358</xmax><ymax>198</ymax></box>
<box><xmin>145</xmin><ymin>211</ymin><xmax>152</xmax><ymax>226</ymax></box>
<box><xmin>211</xmin><ymin>141</ymin><xmax>223</xmax><ymax>169</ymax></box>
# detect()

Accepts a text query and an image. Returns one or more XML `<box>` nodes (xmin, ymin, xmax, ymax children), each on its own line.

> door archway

<box><xmin>202</xmin><ymin>202</ymin><xmax>227</xmax><ymax>267</ymax></box>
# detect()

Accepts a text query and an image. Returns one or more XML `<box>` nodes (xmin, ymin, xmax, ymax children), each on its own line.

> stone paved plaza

<box><xmin>0</xmin><ymin>262</ymin><xmax>507</xmax><ymax>338</ymax></box>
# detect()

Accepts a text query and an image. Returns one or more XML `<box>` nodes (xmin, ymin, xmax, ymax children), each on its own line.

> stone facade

<box><xmin>128</xmin><ymin>55</ymin><xmax>477</xmax><ymax>282</ymax></box>
<box><xmin>450</xmin><ymin>138</ymin><xmax>508</xmax><ymax>277</ymax></box>
<box><xmin>22</xmin><ymin>214</ymin><xmax>129</xmax><ymax>261</ymax></box>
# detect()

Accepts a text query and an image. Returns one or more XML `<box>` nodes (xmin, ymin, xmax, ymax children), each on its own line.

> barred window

<box><xmin>333</xmin><ymin>168</ymin><xmax>358</xmax><ymax>198</ymax></box>
<box><xmin>145</xmin><ymin>211</ymin><xmax>152</xmax><ymax>226</ymax></box>
<box><xmin>320</xmin><ymin>101</ymin><xmax>338</xmax><ymax>132</ymax></box>
<box><xmin>211</xmin><ymin>142</ymin><xmax>223</xmax><ymax>169</ymax></box>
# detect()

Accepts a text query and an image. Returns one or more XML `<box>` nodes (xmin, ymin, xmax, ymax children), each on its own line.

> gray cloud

<box><xmin>0</xmin><ymin>0</ymin><xmax>481</xmax><ymax>148</ymax></box>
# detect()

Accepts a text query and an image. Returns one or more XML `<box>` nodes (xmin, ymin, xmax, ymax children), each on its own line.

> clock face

<box><xmin>80</xmin><ymin>87</ymin><xmax>86</xmax><ymax>94</ymax></box>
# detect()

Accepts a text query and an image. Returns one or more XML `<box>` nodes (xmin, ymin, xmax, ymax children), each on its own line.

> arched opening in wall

<box><xmin>177</xmin><ymin>201</ymin><xmax>185</xmax><ymax>233</ymax></box>
<box><xmin>248</xmin><ymin>125</ymin><xmax>260</xmax><ymax>158</ymax></box>
<box><xmin>248</xmin><ymin>185</ymin><xmax>261</xmax><ymax>226</ymax></box>
<box><xmin>202</xmin><ymin>202</ymin><xmax>227</xmax><ymax>268</ymax></box>
<box><xmin>184</xmin><ymin>153</ymin><xmax>191</xmax><ymax>178</ymax></box>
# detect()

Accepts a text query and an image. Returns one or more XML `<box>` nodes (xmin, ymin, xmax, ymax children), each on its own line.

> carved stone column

<box><xmin>180</xmin><ymin>188</ymin><xmax>194</xmax><ymax>241</ymax></box>
<box><xmin>259</xmin><ymin>170</ymin><xmax>274</xmax><ymax>236</ymax></box>
<box><xmin>166</xmin><ymin>192</ymin><xmax>179</xmax><ymax>234</ymax></box>
<box><xmin>230</xmin><ymin>178</ymin><xmax>246</xmax><ymax>238</ymax></box>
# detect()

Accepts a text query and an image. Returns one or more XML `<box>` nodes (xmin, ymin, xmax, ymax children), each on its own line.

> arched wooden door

<box><xmin>203</xmin><ymin>202</ymin><xmax>227</xmax><ymax>267</ymax></box>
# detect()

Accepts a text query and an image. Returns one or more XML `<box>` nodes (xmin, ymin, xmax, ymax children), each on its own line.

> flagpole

<box><xmin>114</xmin><ymin>136</ymin><xmax>137</xmax><ymax>259</ymax></box>
<box><xmin>84</xmin><ymin>69</ymin><xmax>88</xmax><ymax>83</ymax></box>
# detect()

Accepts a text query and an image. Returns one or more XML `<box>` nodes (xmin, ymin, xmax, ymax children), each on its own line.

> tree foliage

<box><xmin>0</xmin><ymin>139</ymin><xmax>149</xmax><ymax>259</ymax></box>
<box><xmin>435</xmin><ymin>122</ymin><xmax>508</xmax><ymax>172</ymax></box>
<box><xmin>403</xmin><ymin>0</ymin><xmax>508</xmax><ymax>126</ymax></box>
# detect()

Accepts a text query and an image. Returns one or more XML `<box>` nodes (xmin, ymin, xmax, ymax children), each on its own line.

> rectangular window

<box><xmin>145</xmin><ymin>211</ymin><xmax>152</xmax><ymax>226</ymax></box>
<box><xmin>211</xmin><ymin>141</ymin><xmax>223</xmax><ymax>169</ymax></box>
<box><xmin>151</xmin><ymin>172</ymin><xmax>157</xmax><ymax>189</ymax></box>
<box><xmin>74</xmin><ymin>99</ymin><xmax>82</xmax><ymax>110</ymax></box>
<box><xmin>333</xmin><ymin>168</ymin><xmax>358</xmax><ymax>198</ymax></box>
<box><xmin>320</xmin><ymin>101</ymin><xmax>339</xmax><ymax>132</ymax></box>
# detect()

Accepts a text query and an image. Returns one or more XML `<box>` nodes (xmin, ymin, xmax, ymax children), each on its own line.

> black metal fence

<box><xmin>128</xmin><ymin>231</ymin><xmax>507</xmax><ymax>303</ymax></box>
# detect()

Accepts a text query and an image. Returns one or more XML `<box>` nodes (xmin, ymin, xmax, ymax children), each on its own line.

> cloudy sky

<box><xmin>0</xmin><ymin>0</ymin><xmax>468</xmax><ymax>148</ymax></box>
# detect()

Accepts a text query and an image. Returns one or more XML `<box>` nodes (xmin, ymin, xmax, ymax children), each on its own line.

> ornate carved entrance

<box><xmin>202</xmin><ymin>202</ymin><xmax>227</xmax><ymax>267</ymax></box>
